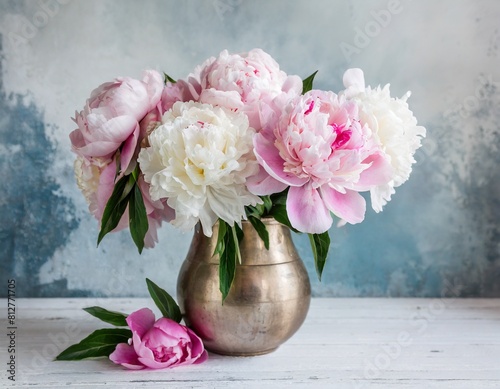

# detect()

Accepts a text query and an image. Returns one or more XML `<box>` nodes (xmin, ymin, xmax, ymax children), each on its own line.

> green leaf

<box><xmin>262</xmin><ymin>196</ymin><xmax>273</xmax><ymax>214</ymax></box>
<box><xmin>82</xmin><ymin>306</ymin><xmax>128</xmax><ymax>327</ymax></box>
<box><xmin>302</xmin><ymin>70</ymin><xmax>318</xmax><ymax>94</ymax></box>
<box><xmin>245</xmin><ymin>205</ymin><xmax>260</xmax><ymax>219</ymax></box>
<box><xmin>248</xmin><ymin>216</ymin><xmax>270</xmax><ymax>250</ymax></box>
<box><xmin>308</xmin><ymin>231</ymin><xmax>331</xmax><ymax>281</ymax></box>
<box><xmin>163</xmin><ymin>72</ymin><xmax>177</xmax><ymax>84</ymax></box>
<box><xmin>270</xmin><ymin>189</ymin><xmax>287</xmax><ymax>206</ymax></box>
<box><xmin>55</xmin><ymin>328</ymin><xmax>132</xmax><ymax>361</ymax></box>
<box><xmin>97</xmin><ymin>174</ymin><xmax>135</xmax><ymax>246</ymax></box>
<box><xmin>213</xmin><ymin>219</ymin><xmax>227</xmax><ymax>257</ymax></box>
<box><xmin>129</xmin><ymin>184</ymin><xmax>149</xmax><ymax>254</ymax></box>
<box><xmin>217</xmin><ymin>220</ymin><xmax>238</xmax><ymax>302</ymax></box>
<box><xmin>145</xmin><ymin>278</ymin><xmax>182</xmax><ymax>323</ymax></box>
<box><xmin>269</xmin><ymin>203</ymin><xmax>299</xmax><ymax>233</ymax></box>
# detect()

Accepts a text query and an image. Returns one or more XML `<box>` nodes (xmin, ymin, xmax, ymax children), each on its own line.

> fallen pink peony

<box><xmin>109</xmin><ymin>308</ymin><xmax>207</xmax><ymax>370</ymax></box>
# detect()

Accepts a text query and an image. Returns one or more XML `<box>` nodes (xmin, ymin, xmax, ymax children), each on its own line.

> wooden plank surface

<box><xmin>1</xmin><ymin>298</ymin><xmax>499</xmax><ymax>388</ymax></box>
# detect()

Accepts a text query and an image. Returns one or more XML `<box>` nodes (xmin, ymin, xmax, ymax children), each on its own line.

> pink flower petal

<box><xmin>154</xmin><ymin>318</ymin><xmax>190</xmax><ymax>339</ymax></box>
<box><xmin>132</xmin><ymin>332</ymin><xmax>155</xmax><ymax>361</ymax></box>
<box><xmin>89</xmin><ymin>115</ymin><xmax>139</xmax><ymax>144</ymax></box>
<box><xmin>138</xmin><ymin>355</ymin><xmax>176</xmax><ymax>369</ymax></box>
<box><xmin>126</xmin><ymin>308</ymin><xmax>156</xmax><ymax>338</ymax></box>
<box><xmin>282</xmin><ymin>75</ymin><xmax>303</xmax><ymax>94</ymax></box>
<box><xmin>120</xmin><ymin>123</ymin><xmax>140</xmax><ymax>173</ymax></box>
<box><xmin>69</xmin><ymin>128</ymin><xmax>85</xmax><ymax>149</ymax></box>
<box><xmin>199</xmin><ymin>89</ymin><xmax>244</xmax><ymax>110</ymax></box>
<box><xmin>73</xmin><ymin>140</ymin><xmax>119</xmax><ymax>159</ymax></box>
<box><xmin>185</xmin><ymin>328</ymin><xmax>208</xmax><ymax>364</ymax></box>
<box><xmin>254</xmin><ymin>132</ymin><xmax>308</xmax><ymax>187</ymax></box>
<box><xmin>321</xmin><ymin>186</ymin><xmax>366</xmax><ymax>224</ymax></box>
<box><xmin>109</xmin><ymin>343</ymin><xmax>144</xmax><ymax>370</ymax></box>
<box><xmin>356</xmin><ymin>152</ymin><xmax>393</xmax><ymax>189</ymax></box>
<box><xmin>142</xmin><ymin>70</ymin><xmax>165</xmax><ymax>111</ymax></box>
<box><xmin>287</xmin><ymin>184</ymin><xmax>333</xmax><ymax>234</ymax></box>
<box><xmin>246</xmin><ymin>166</ymin><xmax>288</xmax><ymax>195</ymax></box>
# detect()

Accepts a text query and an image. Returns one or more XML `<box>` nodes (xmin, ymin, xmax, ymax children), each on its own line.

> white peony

<box><xmin>74</xmin><ymin>155</ymin><xmax>105</xmax><ymax>217</ymax></box>
<box><xmin>138</xmin><ymin>101</ymin><xmax>261</xmax><ymax>236</ymax></box>
<box><xmin>342</xmin><ymin>69</ymin><xmax>426</xmax><ymax>212</ymax></box>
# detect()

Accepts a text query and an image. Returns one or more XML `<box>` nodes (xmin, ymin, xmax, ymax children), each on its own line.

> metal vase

<box><xmin>176</xmin><ymin>219</ymin><xmax>311</xmax><ymax>356</ymax></box>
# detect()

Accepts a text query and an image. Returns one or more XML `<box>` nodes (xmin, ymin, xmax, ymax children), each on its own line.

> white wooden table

<box><xmin>2</xmin><ymin>298</ymin><xmax>499</xmax><ymax>388</ymax></box>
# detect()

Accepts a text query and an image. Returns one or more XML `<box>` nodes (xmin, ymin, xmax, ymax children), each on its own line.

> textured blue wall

<box><xmin>0</xmin><ymin>0</ymin><xmax>499</xmax><ymax>297</ymax></box>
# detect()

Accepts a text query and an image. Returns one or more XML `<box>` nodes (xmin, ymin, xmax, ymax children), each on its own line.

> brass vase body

<box><xmin>176</xmin><ymin>219</ymin><xmax>311</xmax><ymax>356</ymax></box>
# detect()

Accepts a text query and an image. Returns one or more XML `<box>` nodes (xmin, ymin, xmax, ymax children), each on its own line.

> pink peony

<box><xmin>70</xmin><ymin>70</ymin><xmax>173</xmax><ymax>248</ymax></box>
<box><xmin>181</xmin><ymin>49</ymin><xmax>302</xmax><ymax>130</ymax></box>
<box><xmin>70</xmin><ymin>70</ymin><xmax>164</xmax><ymax>172</ymax></box>
<box><xmin>109</xmin><ymin>308</ymin><xmax>207</xmax><ymax>370</ymax></box>
<box><xmin>249</xmin><ymin>90</ymin><xmax>392</xmax><ymax>234</ymax></box>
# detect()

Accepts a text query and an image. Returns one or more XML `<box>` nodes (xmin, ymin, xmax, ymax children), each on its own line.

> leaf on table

<box><xmin>55</xmin><ymin>328</ymin><xmax>132</xmax><ymax>361</ymax></box>
<box><xmin>145</xmin><ymin>278</ymin><xmax>182</xmax><ymax>323</ymax></box>
<box><xmin>83</xmin><ymin>306</ymin><xmax>128</xmax><ymax>327</ymax></box>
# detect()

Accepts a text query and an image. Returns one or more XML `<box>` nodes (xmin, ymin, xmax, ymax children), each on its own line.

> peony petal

<box><xmin>185</xmin><ymin>328</ymin><xmax>208</xmax><ymax>364</ymax></box>
<box><xmin>356</xmin><ymin>152</ymin><xmax>393</xmax><ymax>190</ymax></box>
<box><xmin>133</xmin><ymin>332</ymin><xmax>155</xmax><ymax>361</ymax></box>
<box><xmin>199</xmin><ymin>89</ymin><xmax>244</xmax><ymax>110</ymax></box>
<box><xmin>138</xmin><ymin>356</ymin><xmax>176</xmax><ymax>369</ymax></box>
<box><xmin>153</xmin><ymin>318</ymin><xmax>190</xmax><ymax>342</ymax></box>
<box><xmin>111</xmin><ymin>79</ymin><xmax>151</xmax><ymax>118</ymax></box>
<box><xmin>321</xmin><ymin>186</ymin><xmax>366</xmax><ymax>224</ymax></box>
<box><xmin>287</xmin><ymin>184</ymin><xmax>333</xmax><ymax>234</ymax></box>
<box><xmin>126</xmin><ymin>308</ymin><xmax>156</xmax><ymax>338</ymax></box>
<box><xmin>343</xmin><ymin>68</ymin><xmax>365</xmax><ymax>91</ymax></box>
<box><xmin>142</xmin><ymin>327</ymin><xmax>180</xmax><ymax>349</ymax></box>
<box><xmin>88</xmin><ymin>115</ymin><xmax>139</xmax><ymax>144</ymax></box>
<box><xmin>69</xmin><ymin>128</ymin><xmax>86</xmax><ymax>149</ymax></box>
<box><xmin>282</xmin><ymin>75</ymin><xmax>303</xmax><ymax>94</ymax></box>
<box><xmin>254</xmin><ymin>132</ymin><xmax>308</xmax><ymax>187</ymax></box>
<box><xmin>73</xmin><ymin>140</ymin><xmax>119</xmax><ymax>159</ymax></box>
<box><xmin>109</xmin><ymin>343</ymin><xmax>144</xmax><ymax>370</ymax></box>
<box><xmin>142</xmin><ymin>70</ymin><xmax>165</xmax><ymax>111</ymax></box>
<box><xmin>120</xmin><ymin>123</ymin><xmax>140</xmax><ymax>173</ymax></box>
<box><xmin>246</xmin><ymin>166</ymin><xmax>288</xmax><ymax>195</ymax></box>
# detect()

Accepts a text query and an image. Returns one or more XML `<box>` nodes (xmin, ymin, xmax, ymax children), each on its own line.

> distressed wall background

<box><xmin>0</xmin><ymin>0</ymin><xmax>499</xmax><ymax>298</ymax></box>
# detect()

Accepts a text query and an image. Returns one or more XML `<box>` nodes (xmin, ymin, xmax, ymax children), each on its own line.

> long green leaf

<box><xmin>248</xmin><ymin>216</ymin><xmax>270</xmax><ymax>250</ymax></box>
<box><xmin>308</xmin><ymin>231</ymin><xmax>331</xmax><ymax>281</ymax></box>
<box><xmin>217</xmin><ymin>220</ymin><xmax>238</xmax><ymax>302</ymax></box>
<box><xmin>82</xmin><ymin>306</ymin><xmax>128</xmax><ymax>327</ymax></box>
<box><xmin>97</xmin><ymin>174</ymin><xmax>135</xmax><ymax>246</ymax></box>
<box><xmin>213</xmin><ymin>219</ymin><xmax>227</xmax><ymax>257</ymax></box>
<box><xmin>269</xmin><ymin>203</ymin><xmax>299</xmax><ymax>233</ymax></box>
<box><xmin>55</xmin><ymin>328</ymin><xmax>132</xmax><ymax>361</ymax></box>
<box><xmin>129</xmin><ymin>184</ymin><xmax>149</xmax><ymax>254</ymax></box>
<box><xmin>302</xmin><ymin>70</ymin><xmax>318</xmax><ymax>94</ymax></box>
<box><xmin>145</xmin><ymin>278</ymin><xmax>182</xmax><ymax>323</ymax></box>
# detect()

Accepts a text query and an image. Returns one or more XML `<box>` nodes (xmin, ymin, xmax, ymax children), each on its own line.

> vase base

<box><xmin>207</xmin><ymin>347</ymin><xmax>278</xmax><ymax>357</ymax></box>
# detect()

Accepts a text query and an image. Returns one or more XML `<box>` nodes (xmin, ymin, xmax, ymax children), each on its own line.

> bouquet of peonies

<box><xmin>70</xmin><ymin>49</ymin><xmax>425</xmax><ymax>298</ymax></box>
